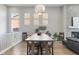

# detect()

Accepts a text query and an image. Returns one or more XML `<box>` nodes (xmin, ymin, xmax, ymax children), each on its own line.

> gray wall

<box><xmin>46</xmin><ymin>7</ymin><xmax>63</xmax><ymax>34</ymax></box>
<box><xmin>0</xmin><ymin>5</ymin><xmax>7</xmax><ymax>34</ymax></box>
<box><xmin>7</xmin><ymin>6</ymin><xmax>63</xmax><ymax>34</ymax></box>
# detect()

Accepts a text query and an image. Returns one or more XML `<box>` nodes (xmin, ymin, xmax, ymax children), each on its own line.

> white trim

<box><xmin>0</xmin><ymin>40</ymin><xmax>22</xmax><ymax>55</ymax></box>
<box><xmin>68</xmin><ymin>26</ymin><xmax>79</xmax><ymax>29</ymax></box>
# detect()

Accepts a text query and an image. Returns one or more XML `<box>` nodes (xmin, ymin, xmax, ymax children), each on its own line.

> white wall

<box><xmin>0</xmin><ymin>5</ymin><xmax>7</xmax><ymax>34</ymax></box>
<box><xmin>7</xmin><ymin>6</ymin><xmax>63</xmax><ymax>34</ymax></box>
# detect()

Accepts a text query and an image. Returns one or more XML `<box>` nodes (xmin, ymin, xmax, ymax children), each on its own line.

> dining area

<box><xmin>0</xmin><ymin>1</ymin><xmax>78</xmax><ymax>59</ymax></box>
<box><xmin>0</xmin><ymin>4</ymin><xmax>77</xmax><ymax>55</ymax></box>
<box><xmin>25</xmin><ymin>32</ymin><xmax>53</xmax><ymax>55</ymax></box>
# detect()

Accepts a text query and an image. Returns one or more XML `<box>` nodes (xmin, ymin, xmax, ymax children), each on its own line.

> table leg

<box><xmin>52</xmin><ymin>47</ymin><xmax>53</xmax><ymax>55</ymax></box>
<box><xmin>39</xmin><ymin>41</ymin><xmax>41</xmax><ymax>55</ymax></box>
<box><xmin>52</xmin><ymin>42</ymin><xmax>53</xmax><ymax>55</ymax></box>
<box><xmin>27</xmin><ymin>42</ymin><xmax>28</xmax><ymax>55</ymax></box>
<box><xmin>31</xmin><ymin>41</ymin><xmax>35</xmax><ymax>55</ymax></box>
<box><xmin>46</xmin><ymin>42</ymin><xmax>48</xmax><ymax>55</ymax></box>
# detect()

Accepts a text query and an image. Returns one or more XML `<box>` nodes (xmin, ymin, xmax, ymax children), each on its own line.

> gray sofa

<box><xmin>63</xmin><ymin>37</ymin><xmax>79</xmax><ymax>54</ymax></box>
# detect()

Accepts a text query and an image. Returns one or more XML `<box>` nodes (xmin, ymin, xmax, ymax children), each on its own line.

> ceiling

<box><xmin>6</xmin><ymin>4</ymin><xmax>64</xmax><ymax>7</ymax></box>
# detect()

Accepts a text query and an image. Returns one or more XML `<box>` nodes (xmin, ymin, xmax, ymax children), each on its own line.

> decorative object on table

<box><xmin>37</xmin><ymin>32</ymin><xmax>42</xmax><ymax>36</ymax></box>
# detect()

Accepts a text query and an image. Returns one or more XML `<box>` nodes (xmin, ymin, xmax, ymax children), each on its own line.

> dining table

<box><xmin>25</xmin><ymin>33</ymin><xmax>53</xmax><ymax>55</ymax></box>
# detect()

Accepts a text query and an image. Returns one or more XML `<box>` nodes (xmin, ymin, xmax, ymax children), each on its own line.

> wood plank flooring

<box><xmin>53</xmin><ymin>41</ymin><xmax>76</xmax><ymax>55</ymax></box>
<box><xmin>2</xmin><ymin>41</ymin><xmax>27</xmax><ymax>55</ymax></box>
<box><xmin>2</xmin><ymin>41</ymin><xmax>76</xmax><ymax>55</ymax></box>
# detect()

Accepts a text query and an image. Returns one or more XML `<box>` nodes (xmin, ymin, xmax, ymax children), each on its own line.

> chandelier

<box><xmin>35</xmin><ymin>4</ymin><xmax>45</xmax><ymax>15</ymax></box>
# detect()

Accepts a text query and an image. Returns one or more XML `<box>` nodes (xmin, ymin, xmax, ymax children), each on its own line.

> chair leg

<box><xmin>48</xmin><ymin>48</ymin><xmax>51</xmax><ymax>55</ymax></box>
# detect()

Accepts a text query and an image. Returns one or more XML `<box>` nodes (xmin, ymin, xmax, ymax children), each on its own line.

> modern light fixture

<box><xmin>35</xmin><ymin>4</ymin><xmax>45</xmax><ymax>15</ymax></box>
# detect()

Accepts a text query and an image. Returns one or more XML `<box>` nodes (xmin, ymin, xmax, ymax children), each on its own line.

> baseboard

<box><xmin>0</xmin><ymin>40</ymin><xmax>22</xmax><ymax>55</ymax></box>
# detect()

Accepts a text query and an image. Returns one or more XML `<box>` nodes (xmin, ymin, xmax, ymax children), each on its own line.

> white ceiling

<box><xmin>6</xmin><ymin>4</ymin><xmax>64</xmax><ymax>7</ymax></box>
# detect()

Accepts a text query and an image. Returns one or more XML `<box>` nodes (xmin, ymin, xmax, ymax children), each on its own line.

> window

<box><xmin>42</xmin><ymin>13</ymin><xmax>48</xmax><ymax>26</ymax></box>
<box><xmin>33</xmin><ymin>13</ymin><xmax>39</xmax><ymax>25</ymax></box>
<box><xmin>24</xmin><ymin>13</ymin><xmax>30</xmax><ymax>25</ymax></box>
<box><xmin>11</xmin><ymin>13</ymin><xmax>20</xmax><ymax>32</ymax></box>
<box><xmin>33</xmin><ymin>13</ymin><xmax>48</xmax><ymax>26</ymax></box>
<box><xmin>42</xmin><ymin>19</ymin><xmax>48</xmax><ymax>26</ymax></box>
<box><xmin>42</xmin><ymin>13</ymin><xmax>48</xmax><ymax>19</ymax></box>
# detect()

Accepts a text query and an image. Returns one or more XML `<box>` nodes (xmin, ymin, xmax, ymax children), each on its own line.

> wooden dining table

<box><xmin>25</xmin><ymin>33</ymin><xmax>53</xmax><ymax>55</ymax></box>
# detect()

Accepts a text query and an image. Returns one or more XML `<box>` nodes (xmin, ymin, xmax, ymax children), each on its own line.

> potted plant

<box><xmin>53</xmin><ymin>32</ymin><xmax>59</xmax><ymax>41</ymax></box>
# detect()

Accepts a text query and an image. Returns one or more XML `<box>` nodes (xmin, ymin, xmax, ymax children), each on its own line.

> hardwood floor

<box><xmin>2</xmin><ymin>41</ymin><xmax>27</xmax><ymax>55</ymax></box>
<box><xmin>2</xmin><ymin>41</ymin><xmax>76</xmax><ymax>55</ymax></box>
<box><xmin>53</xmin><ymin>41</ymin><xmax>76</xmax><ymax>55</ymax></box>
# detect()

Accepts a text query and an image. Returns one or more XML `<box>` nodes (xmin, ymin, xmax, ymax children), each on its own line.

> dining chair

<box><xmin>47</xmin><ymin>41</ymin><xmax>53</xmax><ymax>55</ymax></box>
<box><xmin>27</xmin><ymin>41</ymin><xmax>40</xmax><ymax>55</ymax></box>
<box><xmin>32</xmin><ymin>41</ymin><xmax>40</xmax><ymax>55</ymax></box>
<box><xmin>41</xmin><ymin>41</ymin><xmax>49</xmax><ymax>55</ymax></box>
<box><xmin>22</xmin><ymin>32</ymin><xmax>27</xmax><ymax>41</ymax></box>
<box><xmin>46</xmin><ymin>31</ymin><xmax>51</xmax><ymax>37</ymax></box>
<box><xmin>27</xmin><ymin>41</ymin><xmax>33</xmax><ymax>55</ymax></box>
